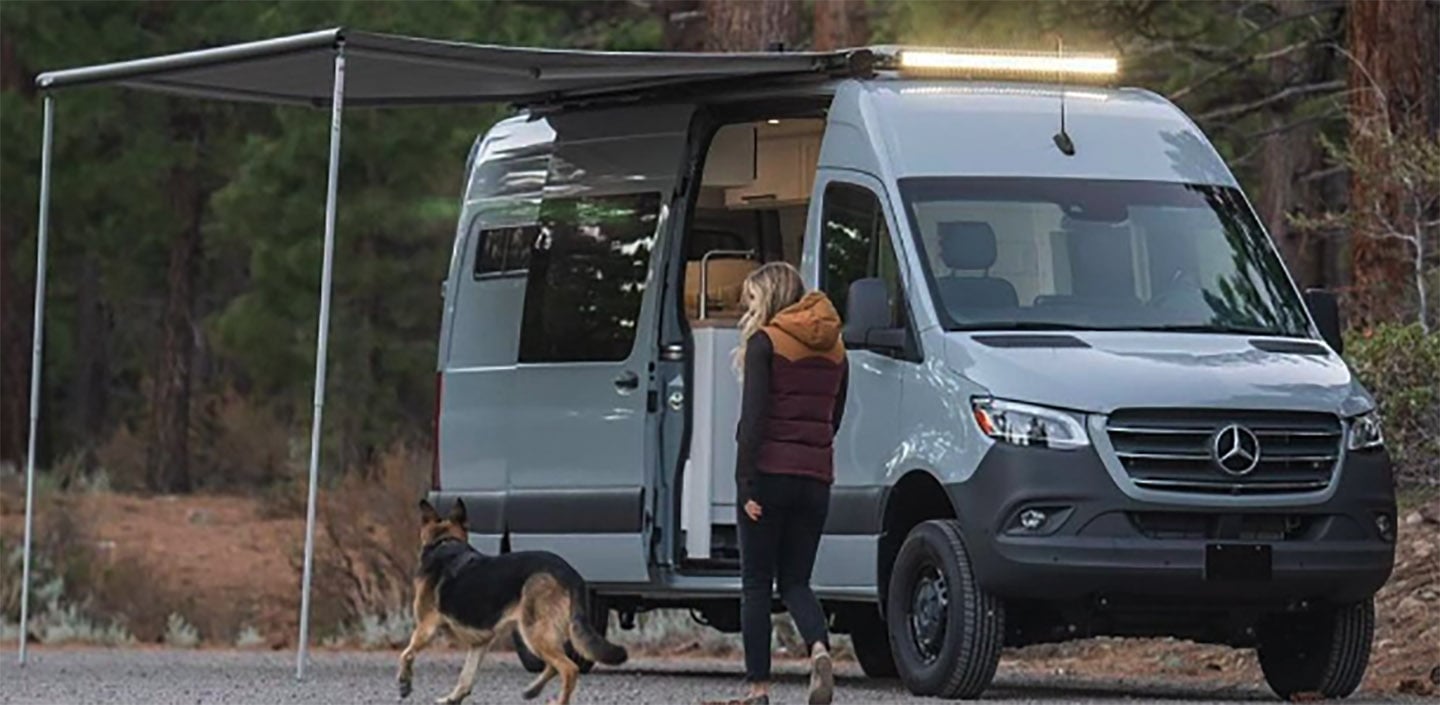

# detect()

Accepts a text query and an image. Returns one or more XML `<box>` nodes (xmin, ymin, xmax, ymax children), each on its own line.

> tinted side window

<box><xmin>518</xmin><ymin>192</ymin><xmax>661</xmax><ymax>363</ymax></box>
<box><xmin>820</xmin><ymin>182</ymin><xmax>904</xmax><ymax>327</ymax></box>
<box><xmin>474</xmin><ymin>223</ymin><xmax>535</xmax><ymax>278</ymax></box>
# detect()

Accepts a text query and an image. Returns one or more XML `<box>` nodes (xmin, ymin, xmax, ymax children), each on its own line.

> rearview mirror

<box><xmin>843</xmin><ymin>278</ymin><xmax>906</xmax><ymax>352</ymax></box>
<box><xmin>1304</xmin><ymin>289</ymin><xmax>1343</xmax><ymax>355</ymax></box>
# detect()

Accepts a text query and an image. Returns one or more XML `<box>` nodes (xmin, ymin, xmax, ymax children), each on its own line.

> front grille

<box><xmin>1106</xmin><ymin>409</ymin><xmax>1341</xmax><ymax>495</ymax></box>
<box><xmin>1128</xmin><ymin>512</ymin><xmax>1315</xmax><ymax>540</ymax></box>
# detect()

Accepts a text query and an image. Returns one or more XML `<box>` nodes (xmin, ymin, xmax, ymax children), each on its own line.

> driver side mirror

<box><xmin>1304</xmin><ymin>289</ymin><xmax>1344</xmax><ymax>355</ymax></box>
<box><xmin>842</xmin><ymin>278</ymin><xmax>907</xmax><ymax>352</ymax></box>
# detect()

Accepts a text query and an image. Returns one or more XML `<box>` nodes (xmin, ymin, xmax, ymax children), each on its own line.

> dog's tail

<box><xmin>568</xmin><ymin>615</ymin><xmax>627</xmax><ymax>666</ymax></box>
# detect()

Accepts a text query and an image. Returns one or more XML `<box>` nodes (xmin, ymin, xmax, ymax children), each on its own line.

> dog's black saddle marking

<box><xmin>419</xmin><ymin>538</ymin><xmax>588</xmax><ymax>634</ymax></box>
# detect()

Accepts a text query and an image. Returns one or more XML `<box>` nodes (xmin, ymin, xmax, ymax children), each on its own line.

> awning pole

<box><xmin>296</xmin><ymin>46</ymin><xmax>346</xmax><ymax>681</ymax></box>
<box><xmin>18</xmin><ymin>95</ymin><xmax>55</xmax><ymax>667</ymax></box>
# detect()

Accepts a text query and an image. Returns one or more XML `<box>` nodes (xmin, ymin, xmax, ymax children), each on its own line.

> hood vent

<box><xmin>972</xmin><ymin>334</ymin><xmax>1090</xmax><ymax>349</ymax></box>
<box><xmin>1249</xmin><ymin>338</ymin><xmax>1329</xmax><ymax>355</ymax></box>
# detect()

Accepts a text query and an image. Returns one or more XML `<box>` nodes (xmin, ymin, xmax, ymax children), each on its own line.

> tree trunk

<box><xmin>0</xmin><ymin>220</ymin><xmax>30</xmax><ymax>470</ymax></box>
<box><xmin>148</xmin><ymin>113</ymin><xmax>206</xmax><ymax>493</ymax></box>
<box><xmin>1346</xmin><ymin>0</ymin><xmax>1440</xmax><ymax>326</ymax></box>
<box><xmin>812</xmin><ymin>0</ymin><xmax>869</xmax><ymax>51</ymax></box>
<box><xmin>701</xmin><ymin>0</ymin><xmax>802</xmax><ymax>52</ymax></box>
<box><xmin>1255</xmin><ymin>0</ymin><xmax>1342</xmax><ymax>290</ymax></box>
<box><xmin>1</xmin><ymin>30</ymin><xmax>34</xmax><ymax>469</ymax></box>
<box><xmin>68</xmin><ymin>249</ymin><xmax>110</xmax><ymax>473</ymax></box>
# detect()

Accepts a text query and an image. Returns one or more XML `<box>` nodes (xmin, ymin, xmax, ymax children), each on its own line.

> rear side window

<box><xmin>518</xmin><ymin>192</ymin><xmax>662</xmax><ymax>363</ymax></box>
<box><xmin>473</xmin><ymin>224</ymin><xmax>536</xmax><ymax>277</ymax></box>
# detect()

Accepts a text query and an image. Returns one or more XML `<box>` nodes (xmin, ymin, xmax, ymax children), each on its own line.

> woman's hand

<box><xmin>744</xmin><ymin>499</ymin><xmax>763</xmax><ymax>522</ymax></box>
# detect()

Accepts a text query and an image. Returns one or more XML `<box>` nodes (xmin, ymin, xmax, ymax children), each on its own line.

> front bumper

<box><xmin>947</xmin><ymin>443</ymin><xmax>1396</xmax><ymax>605</ymax></box>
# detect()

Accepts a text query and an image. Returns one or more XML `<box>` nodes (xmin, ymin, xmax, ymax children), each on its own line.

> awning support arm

<box><xmin>295</xmin><ymin>46</ymin><xmax>346</xmax><ymax>681</ymax></box>
<box><xmin>18</xmin><ymin>95</ymin><xmax>55</xmax><ymax>668</ymax></box>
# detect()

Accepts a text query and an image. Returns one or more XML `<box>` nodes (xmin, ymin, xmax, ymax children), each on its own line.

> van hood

<box><xmin>944</xmin><ymin>331</ymin><xmax>1374</xmax><ymax>417</ymax></box>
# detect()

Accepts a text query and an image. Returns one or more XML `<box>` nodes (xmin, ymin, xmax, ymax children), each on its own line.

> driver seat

<box><xmin>934</xmin><ymin>221</ymin><xmax>1018</xmax><ymax>312</ymax></box>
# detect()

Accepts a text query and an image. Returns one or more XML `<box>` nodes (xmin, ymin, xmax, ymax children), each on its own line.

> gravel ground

<box><xmin>0</xmin><ymin>648</ymin><xmax>1424</xmax><ymax>705</ymax></box>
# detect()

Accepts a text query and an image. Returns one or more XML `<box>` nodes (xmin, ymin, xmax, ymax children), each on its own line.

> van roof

<box><xmin>824</xmin><ymin>79</ymin><xmax>1237</xmax><ymax>186</ymax></box>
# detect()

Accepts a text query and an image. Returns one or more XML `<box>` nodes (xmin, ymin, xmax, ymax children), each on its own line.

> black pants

<box><xmin>738</xmin><ymin>472</ymin><xmax>831</xmax><ymax>682</ymax></box>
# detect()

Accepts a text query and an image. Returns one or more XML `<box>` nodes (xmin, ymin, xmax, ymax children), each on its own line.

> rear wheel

<box><xmin>886</xmin><ymin>520</ymin><xmax>1004</xmax><ymax>699</ymax></box>
<box><xmin>1257</xmin><ymin>599</ymin><xmax>1374</xmax><ymax>700</ymax></box>
<box><xmin>847</xmin><ymin>606</ymin><xmax>898</xmax><ymax>679</ymax></box>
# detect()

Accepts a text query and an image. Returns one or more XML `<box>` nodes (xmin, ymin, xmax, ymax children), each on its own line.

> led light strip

<box><xmin>899</xmin><ymin>50</ymin><xmax>1118</xmax><ymax>77</ymax></box>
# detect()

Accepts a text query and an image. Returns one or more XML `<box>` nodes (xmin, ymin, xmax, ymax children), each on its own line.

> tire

<box><xmin>885</xmin><ymin>519</ymin><xmax>1004</xmax><ymax>699</ymax></box>
<box><xmin>1257</xmin><ymin>599</ymin><xmax>1374</xmax><ymax>700</ymax></box>
<box><xmin>512</xmin><ymin>596</ymin><xmax>609</xmax><ymax>675</ymax></box>
<box><xmin>848</xmin><ymin>606</ymin><xmax>899</xmax><ymax>679</ymax></box>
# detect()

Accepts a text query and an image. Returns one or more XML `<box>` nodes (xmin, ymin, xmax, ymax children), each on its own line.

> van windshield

<box><xmin>899</xmin><ymin>177</ymin><xmax>1311</xmax><ymax>337</ymax></box>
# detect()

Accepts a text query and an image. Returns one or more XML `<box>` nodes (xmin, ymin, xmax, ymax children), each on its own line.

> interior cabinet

<box><xmin>725</xmin><ymin>124</ymin><xmax>821</xmax><ymax>208</ymax></box>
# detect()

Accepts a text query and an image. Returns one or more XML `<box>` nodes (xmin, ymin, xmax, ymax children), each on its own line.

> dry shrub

<box><xmin>302</xmin><ymin>443</ymin><xmax>428</xmax><ymax>642</ymax></box>
<box><xmin>94</xmin><ymin>425</ymin><xmax>150</xmax><ymax>492</ymax></box>
<box><xmin>86</xmin><ymin>547</ymin><xmax>194</xmax><ymax>643</ymax></box>
<box><xmin>94</xmin><ymin>388</ymin><xmax>296</xmax><ymax>494</ymax></box>
<box><xmin>192</xmin><ymin>388</ymin><xmax>296</xmax><ymax>492</ymax></box>
<box><xmin>0</xmin><ymin>487</ymin><xmax>181</xmax><ymax>644</ymax></box>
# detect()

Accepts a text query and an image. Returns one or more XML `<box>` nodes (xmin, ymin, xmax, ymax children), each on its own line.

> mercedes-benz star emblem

<box><xmin>1212</xmin><ymin>424</ymin><xmax>1261</xmax><ymax>476</ymax></box>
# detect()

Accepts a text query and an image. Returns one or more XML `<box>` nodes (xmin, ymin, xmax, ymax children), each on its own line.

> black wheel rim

<box><xmin>909</xmin><ymin>561</ymin><xmax>948</xmax><ymax>663</ymax></box>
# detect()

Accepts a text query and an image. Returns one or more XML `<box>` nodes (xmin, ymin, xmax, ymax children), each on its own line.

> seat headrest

<box><xmin>938</xmin><ymin>221</ymin><xmax>997</xmax><ymax>270</ymax></box>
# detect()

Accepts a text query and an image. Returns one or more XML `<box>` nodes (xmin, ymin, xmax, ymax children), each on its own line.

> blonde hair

<box><xmin>733</xmin><ymin>262</ymin><xmax>806</xmax><ymax>374</ymax></box>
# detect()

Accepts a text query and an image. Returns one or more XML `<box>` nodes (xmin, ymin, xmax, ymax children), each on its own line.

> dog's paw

<box><xmin>521</xmin><ymin>684</ymin><xmax>543</xmax><ymax>701</ymax></box>
<box><xmin>436</xmin><ymin>694</ymin><xmax>468</xmax><ymax>705</ymax></box>
<box><xmin>397</xmin><ymin>679</ymin><xmax>413</xmax><ymax>700</ymax></box>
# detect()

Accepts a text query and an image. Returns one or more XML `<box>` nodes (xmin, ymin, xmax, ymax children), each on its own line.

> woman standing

<box><xmin>708</xmin><ymin>262</ymin><xmax>848</xmax><ymax>705</ymax></box>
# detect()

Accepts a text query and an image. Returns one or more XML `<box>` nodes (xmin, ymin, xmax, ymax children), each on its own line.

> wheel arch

<box><xmin>878</xmin><ymin>469</ymin><xmax>959</xmax><ymax>612</ymax></box>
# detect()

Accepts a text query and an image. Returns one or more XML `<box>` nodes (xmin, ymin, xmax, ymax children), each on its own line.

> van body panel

<box><xmin>804</xmin><ymin>170</ymin><xmax>905</xmax><ymax>593</ymax></box>
<box><xmin>503</xmin><ymin>103</ymin><xmax>693</xmax><ymax>584</ymax></box>
<box><xmin>439</xmin><ymin>104</ymin><xmax>693</xmax><ymax>584</ymax></box>
<box><xmin>890</xmin><ymin>354</ymin><xmax>992</xmax><ymax>487</ymax></box>
<box><xmin>437</xmin><ymin>116</ymin><xmax>557</xmax><ymax>544</ymax></box>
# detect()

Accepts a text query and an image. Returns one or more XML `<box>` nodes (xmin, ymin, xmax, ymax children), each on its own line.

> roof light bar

<box><xmin>898</xmin><ymin>49</ymin><xmax>1118</xmax><ymax>80</ymax></box>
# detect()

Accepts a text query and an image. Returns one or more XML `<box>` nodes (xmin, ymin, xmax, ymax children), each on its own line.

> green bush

<box><xmin>1346</xmin><ymin>324</ymin><xmax>1440</xmax><ymax>487</ymax></box>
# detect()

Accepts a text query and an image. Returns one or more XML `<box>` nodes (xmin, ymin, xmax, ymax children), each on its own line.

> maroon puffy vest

<box><xmin>755</xmin><ymin>293</ymin><xmax>847</xmax><ymax>484</ymax></box>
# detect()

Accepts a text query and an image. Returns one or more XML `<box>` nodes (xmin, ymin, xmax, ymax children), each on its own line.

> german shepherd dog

<box><xmin>398</xmin><ymin>499</ymin><xmax>627</xmax><ymax>705</ymax></box>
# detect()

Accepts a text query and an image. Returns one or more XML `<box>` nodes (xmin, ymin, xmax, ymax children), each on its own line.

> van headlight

<box><xmin>971</xmin><ymin>398</ymin><xmax>1090</xmax><ymax>450</ymax></box>
<box><xmin>1347</xmin><ymin>411</ymin><xmax>1385</xmax><ymax>450</ymax></box>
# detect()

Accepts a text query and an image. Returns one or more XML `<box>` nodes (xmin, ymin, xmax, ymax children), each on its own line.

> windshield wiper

<box><xmin>954</xmin><ymin>321</ymin><xmax>1096</xmax><ymax>331</ymax></box>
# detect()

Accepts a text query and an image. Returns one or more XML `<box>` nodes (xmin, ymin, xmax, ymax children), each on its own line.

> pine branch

<box><xmin>1195</xmin><ymin>79</ymin><xmax>1345</xmax><ymax>122</ymax></box>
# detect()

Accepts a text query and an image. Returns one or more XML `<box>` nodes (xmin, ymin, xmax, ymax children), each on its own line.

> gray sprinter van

<box><xmin>430</xmin><ymin>47</ymin><xmax>1396</xmax><ymax>699</ymax></box>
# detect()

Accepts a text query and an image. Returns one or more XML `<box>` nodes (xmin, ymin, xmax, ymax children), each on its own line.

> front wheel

<box><xmin>1257</xmin><ymin>600</ymin><xmax>1374</xmax><ymax>699</ymax></box>
<box><xmin>886</xmin><ymin>519</ymin><xmax>1004</xmax><ymax>699</ymax></box>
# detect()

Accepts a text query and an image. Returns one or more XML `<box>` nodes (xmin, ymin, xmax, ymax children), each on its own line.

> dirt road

<box><xmin>1</xmin><ymin>648</ymin><xmax>1426</xmax><ymax>705</ymax></box>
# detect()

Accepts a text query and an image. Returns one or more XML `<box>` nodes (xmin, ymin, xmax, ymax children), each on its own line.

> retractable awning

<box><xmin>36</xmin><ymin>27</ymin><xmax>858</xmax><ymax>107</ymax></box>
<box><xmin>19</xmin><ymin>27</ymin><xmax>868</xmax><ymax>683</ymax></box>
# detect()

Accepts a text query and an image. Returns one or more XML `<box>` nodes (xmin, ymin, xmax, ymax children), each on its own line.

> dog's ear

<box><xmin>448</xmin><ymin>498</ymin><xmax>468</xmax><ymax>527</ymax></box>
<box><xmin>419</xmin><ymin>499</ymin><xmax>439</xmax><ymax>524</ymax></box>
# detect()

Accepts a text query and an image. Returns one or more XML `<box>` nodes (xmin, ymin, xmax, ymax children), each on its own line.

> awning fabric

<box><xmin>36</xmin><ymin>28</ymin><xmax>858</xmax><ymax>107</ymax></box>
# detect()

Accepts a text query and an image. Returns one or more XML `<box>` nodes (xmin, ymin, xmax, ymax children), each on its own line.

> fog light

<box><xmin>1375</xmin><ymin>513</ymin><xmax>1396</xmax><ymax>542</ymax></box>
<box><xmin>1020</xmin><ymin>509</ymin><xmax>1047</xmax><ymax>530</ymax></box>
